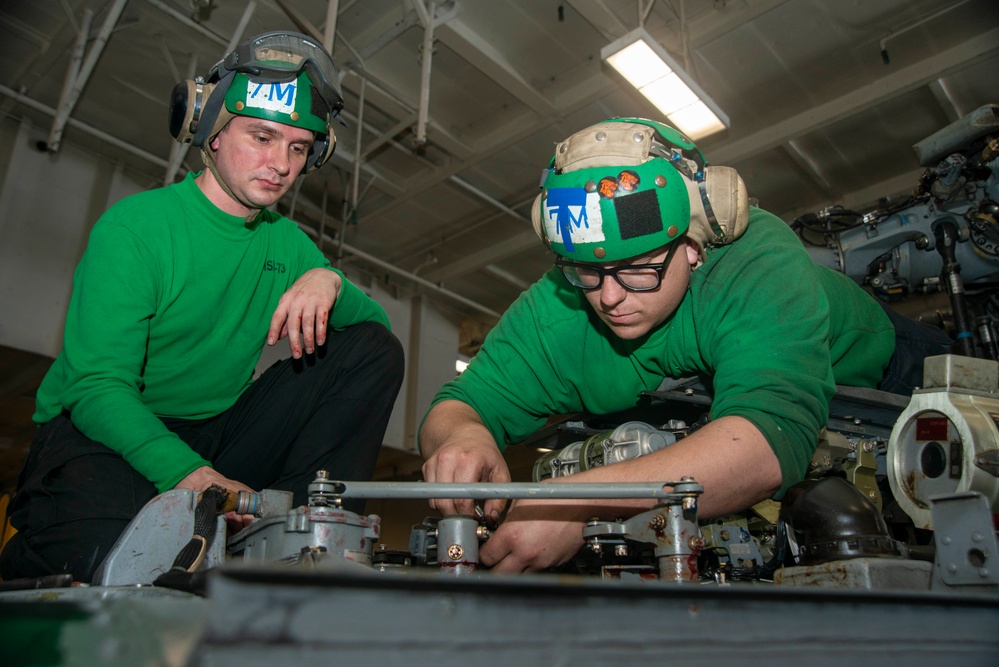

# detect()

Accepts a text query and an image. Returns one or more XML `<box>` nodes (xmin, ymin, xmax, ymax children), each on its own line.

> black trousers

<box><xmin>877</xmin><ymin>303</ymin><xmax>955</xmax><ymax>395</ymax></box>
<box><xmin>0</xmin><ymin>321</ymin><xmax>404</xmax><ymax>583</ymax></box>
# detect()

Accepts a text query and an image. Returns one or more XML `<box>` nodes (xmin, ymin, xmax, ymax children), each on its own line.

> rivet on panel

<box><xmin>667</xmin><ymin>225</ymin><xmax>679</xmax><ymax>238</ymax></box>
<box><xmin>593</xmin><ymin>247</ymin><xmax>607</xmax><ymax>259</ymax></box>
<box><xmin>559</xmin><ymin>143</ymin><xmax>567</xmax><ymax>153</ymax></box>
<box><xmin>655</xmin><ymin>175</ymin><xmax>667</xmax><ymax>187</ymax></box>
<box><xmin>290</xmin><ymin>112</ymin><xmax>300</xmax><ymax>121</ymax></box>
<box><xmin>595</xmin><ymin>131</ymin><xmax>606</xmax><ymax>141</ymax></box>
<box><xmin>633</xmin><ymin>132</ymin><xmax>644</xmax><ymax>143</ymax></box>
<box><xmin>585</xmin><ymin>180</ymin><xmax>598</xmax><ymax>193</ymax></box>
<box><xmin>235</xmin><ymin>101</ymin><xmax>245</xmax><ymax>111</ymax></box>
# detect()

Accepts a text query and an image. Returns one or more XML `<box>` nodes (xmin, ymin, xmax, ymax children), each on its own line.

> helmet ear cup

<box><xmin>531</xmin><ymin>192</ymin><xmax>546</xmax><ymax>242</ymax></box>
<box><xmin>686</xmin><ymin>166</ymin><xmax>749</xmax><ymax>248</ymax></box>
<box><xmin>702</xmin><ymin>166</ymin><xmax>749</xmax><ymax>243</ymax></box>
<box><xmin>303</xmin><ymin>127</ymin><xmax>336</xmax><ymax>173</ymax></box>
<box><xmin>168</xmin><ymin>80</ymin><xmax>216</xmax><ymax>145</ymax></box>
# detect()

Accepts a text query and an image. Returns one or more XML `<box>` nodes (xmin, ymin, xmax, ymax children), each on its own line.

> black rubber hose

<box><xmin>935</xmin><ymin>221</ymin><xmax>977</xmax><ymax>356</ymax></box>
<box><xmin>153</xmin><ymin>485</ymin><xmax>228</xmax><ymax>593</ymax></box>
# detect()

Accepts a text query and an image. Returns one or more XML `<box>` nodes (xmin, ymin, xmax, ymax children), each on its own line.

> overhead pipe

<box><xmin>0</xmin><ymin>83</ymin><xmax>168</xmax><ymax>168</ymax></box>
<box><xmin>0</xmin><ymin>86</ymin><xmax>498</xmax><ymax>320</ymax></box>
<box><xmin>164</xmin><ymin>54</ymin><xmax>199</xmax><ymax>185</ymax></box>
<box><xmin>162</xmin><ymin>1</ymin><xmax>256</xmax><ymax>185</ymax></box>
<box><xmin>333</xmin><ymin>236</ymin><xmax>501</xmax><ymax>319</ymax></box>
<box><xmin>145</xmin><ymin>0</ymin><xmax>228</xmax><ymax>47</ymax></box>
<box><xmin>339</xmin><ymin>77</ymin><xmax>367</xmax><ymax>266</ymax></box>
<box><xmin>46</xmin><ymin>0</ymin><xmax>128</xmax><ymax>152</ymax></box>
<box><xmin>323</xmin><ymin>0</ymin><xmax>341</xmax><ymax>54</ymax></box>
<box><xmin>411</xmin><ymin>0</ymin><xmax>436</xmax><ymax>151</ymax></box>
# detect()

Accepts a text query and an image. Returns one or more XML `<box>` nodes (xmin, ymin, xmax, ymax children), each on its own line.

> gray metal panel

<box><xmin>191</xmin><ymin>564</ymin><xmax>999</xmax><ymax>666</ymax></box>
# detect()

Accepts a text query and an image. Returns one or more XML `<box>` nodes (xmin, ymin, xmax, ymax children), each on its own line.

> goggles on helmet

<box><xmin>218</xmin><ymin>31</ymin><xmax>344</xmax><ymax>120</ymax></box>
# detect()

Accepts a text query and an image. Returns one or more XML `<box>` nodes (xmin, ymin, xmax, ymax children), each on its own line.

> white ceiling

<box><xmin>2</xmin><ymin>0</ymin><xmax>998</xmax><ymax>325</ymax></box>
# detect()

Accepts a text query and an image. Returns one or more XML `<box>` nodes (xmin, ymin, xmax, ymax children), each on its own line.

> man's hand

<box><xmin>267</xmin><ymin>267</ymin><xmax>342</xmax><ymax>359</ymax></box>
<box><xmin>478</xmin><ymin>497</ymin><xmax>590</xmax><ymax>573</ymax></box>
<box><xmin>175</xmin><ymin>465</ymin><xmax>257</xmax><ymax>532</ymax></box>
<box><xmin>420</xmin><ymin>401</ymin><xmax>512</xmax><ymax>520</ymax></box>
<box><xmin>422</xmin><ymin>438</ymin><xmax>512</xmax><ymax>520</ymax></box>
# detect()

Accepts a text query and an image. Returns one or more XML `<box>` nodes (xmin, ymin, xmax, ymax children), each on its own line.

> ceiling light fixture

<box><xmin>601</xmin><ymin>27</ymin><xmax>729</xmax><ymax>141</ymax></box>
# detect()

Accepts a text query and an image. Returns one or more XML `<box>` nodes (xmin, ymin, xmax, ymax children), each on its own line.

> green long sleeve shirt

<box><xmin>429</xmin><ymin>208</ymin><xmax>895</xmax><ymax>496</ymax></box>
<box><xmin>35</xmin><ymin>173</ymin><xmax>390</xmax><ymax>492</ymax></box>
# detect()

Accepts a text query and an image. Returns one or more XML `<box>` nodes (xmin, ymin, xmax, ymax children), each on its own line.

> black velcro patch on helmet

<box><xmin>614</xmin><ymin>189</ymin><xmax>663</xmax><ymax>240</ymax></box>
<box><xmin>310</xmin><ymin>84</ymin><xmax>329</xmax><ymax>122</ymax></box>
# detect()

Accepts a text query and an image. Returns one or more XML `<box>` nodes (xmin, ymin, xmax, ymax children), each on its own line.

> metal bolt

<box><xmin>649</xmin><ymin>514</ymin><xmax>666</xmax><ymax>529</ymax></box>
<box><xmin>614</xmin><ymin>544</ymin><xmax>629</xmax><ymax>557</ymax></box>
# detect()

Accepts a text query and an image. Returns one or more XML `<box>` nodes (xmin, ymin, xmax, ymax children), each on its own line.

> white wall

<box><xmin>0</xmin><ymin>116</ymin><xmax>460</xmax><ymax>453</ymax></box>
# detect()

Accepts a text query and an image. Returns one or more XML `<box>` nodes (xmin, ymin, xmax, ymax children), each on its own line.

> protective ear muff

<box><xmin>702</xmin><ymin>166</ymin><xmax>749</xmax><ymax>242</ymax></box>
<box><xmin>531</xmin><ymin>192</ymin><xmax>546</xmax><ymax>243</ymax></box>
<box><xmin>684</xmin><ymin>165</ymin><xmax>749</xmax><ymax>248</ymax></box>
<box><xmin>303</xmin><ymin>128</ymin><xmax>336</xmax><ymax>173</ymax></box>
<box><xmin>168</xmin><ymin>79</ymin><xmax>216</xmax><ymax>145</ymax></box>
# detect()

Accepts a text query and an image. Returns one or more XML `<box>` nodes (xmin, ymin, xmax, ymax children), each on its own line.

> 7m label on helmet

<box><xmin>246</xmin><ymin>81</ymin><xmax>297</xmax><ymax>114</ymax></box>
<box><xmin>543</xmin><ymin>189</ymin><xmax>605</xmax><ymax>251</ymax></box>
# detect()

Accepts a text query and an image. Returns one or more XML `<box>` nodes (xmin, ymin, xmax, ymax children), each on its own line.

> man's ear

<box><xmin>685</xmin><ymin>238</ymin><xmax>702</xmax><ymax>266</ymax></box>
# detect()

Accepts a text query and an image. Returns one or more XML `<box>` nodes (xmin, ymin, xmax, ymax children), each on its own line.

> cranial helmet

<box><xmin>169</xmin><ymin>31</ymin><xmax>345</xmax><ymax>173</ymax></box>
<box><xmin>531</xmin><ymin>118</ymin><xmax>749</xmax><ymax>262</ymax></box>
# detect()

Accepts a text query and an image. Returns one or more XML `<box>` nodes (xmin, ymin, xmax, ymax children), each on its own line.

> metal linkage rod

<box><xmin>329</xmin><ymin>480</ymin><xmax>699</xmax><ymax>500</ymax></box>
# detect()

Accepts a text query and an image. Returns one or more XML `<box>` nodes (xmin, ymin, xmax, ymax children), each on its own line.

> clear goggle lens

<box><xmin>224</xmin><ymin>32</ymin><xmax>343</xmax><ymax>112</ymax></box>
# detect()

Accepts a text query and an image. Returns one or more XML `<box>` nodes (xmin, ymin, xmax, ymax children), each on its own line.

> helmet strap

<box><xmin>200</xmin><ymin>145</ymin><xmax>262</xmax><ymax>223</ymax></box>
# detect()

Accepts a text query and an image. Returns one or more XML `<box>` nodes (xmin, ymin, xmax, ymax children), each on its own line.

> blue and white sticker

<box><xmin>245</xmin><ymin>81</ymin><xmax>297</xmax><ymax>114</ymax></box>
<box><xmin>543</xmin><ymin>189</ymin><xmax>605</xmax><ymax>252</ymax></box>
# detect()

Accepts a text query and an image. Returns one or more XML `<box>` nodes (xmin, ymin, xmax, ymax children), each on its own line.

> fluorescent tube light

<box><xmin>601</xmin><ymin>27</ymin><xmax>729</xmax><ymax>140</ymax></box>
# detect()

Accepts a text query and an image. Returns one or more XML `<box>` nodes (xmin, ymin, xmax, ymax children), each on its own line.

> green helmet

<box><xmin>533</xmin><ymin>118</ymin><xmax>709</xmax><ymax>263</ymax></box>
<box><xmin>223</xmin><ymin>68</ymin><xmax>330</xmax><ymax>134</ymax></box>
<box><xmin>169</xmin><ymin>31</ymin><xmax>344</xmax><ymax>173</ymax></box>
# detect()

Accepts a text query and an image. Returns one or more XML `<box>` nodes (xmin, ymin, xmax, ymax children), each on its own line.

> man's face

<box><xmin>580</xmin><ymin>240</ymin><xmax>698</xmax><ymax>340</ymax></box>
<box><xmin>209</xmin><ymin>115</ymin><xmax>314</xmax><ymax>212</ymax></box>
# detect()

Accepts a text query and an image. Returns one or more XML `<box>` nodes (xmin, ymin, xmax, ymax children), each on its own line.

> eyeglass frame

<box><xmin>554</xmin><ymin>240</ymin><xmax>682</xmax><ymax>292</ymax></box>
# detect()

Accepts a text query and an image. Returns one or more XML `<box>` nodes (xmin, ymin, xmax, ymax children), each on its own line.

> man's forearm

<box><xmin>419</xmin><ymin>399</ymin><xmax>496</xmax><ymax>459</ymax></box>
<box><xmin>562</xmin><ymin>415</ymin><xmax>782</xmax><ymax>519</ymax></box>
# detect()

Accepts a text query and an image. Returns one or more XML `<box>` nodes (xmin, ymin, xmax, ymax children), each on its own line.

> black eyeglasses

<box><xmin>555</xmin><ymin>242</ymin><xmax>681</xmax><ymax>292</ymax></box>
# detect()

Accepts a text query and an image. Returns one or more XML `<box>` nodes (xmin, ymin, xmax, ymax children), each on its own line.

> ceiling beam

<box><xmin>565</xmin><ymin>0</ymin><xmax>789</xmax><ymax>48</ymax></box>
<box><xmin>710</xmin><ymin>26</ymin><xmax>999</xmax><ymax>166</ymax></box>
<box><xmin>777</xmin><ymin>168</ymin><xmax>924</xmax><ymax>223</ymax></box>
<box><xmin>46</xmin><ymin>0</ymin><xmax>128</xmax><ymax>152</ymax></box>
<box><xmin>435</xmin><ymin>19</ymin><xmax>556</xmax><ymax>116</ymax></box>
<box><xmin>425</xmin><ymin>228</ymin><xmax>540</xmax><ymax>282</ymax></box>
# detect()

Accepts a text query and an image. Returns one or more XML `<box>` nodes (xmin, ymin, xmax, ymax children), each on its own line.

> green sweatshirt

<box><xmin>35</xmin><ymin>172</ymin><xmax>390</xmax><ymax>492</ymax></box>
<box><xmin>429</xmin><ymin>208</ymin><xmax>895</xmax><ymax>496</ymax></box>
